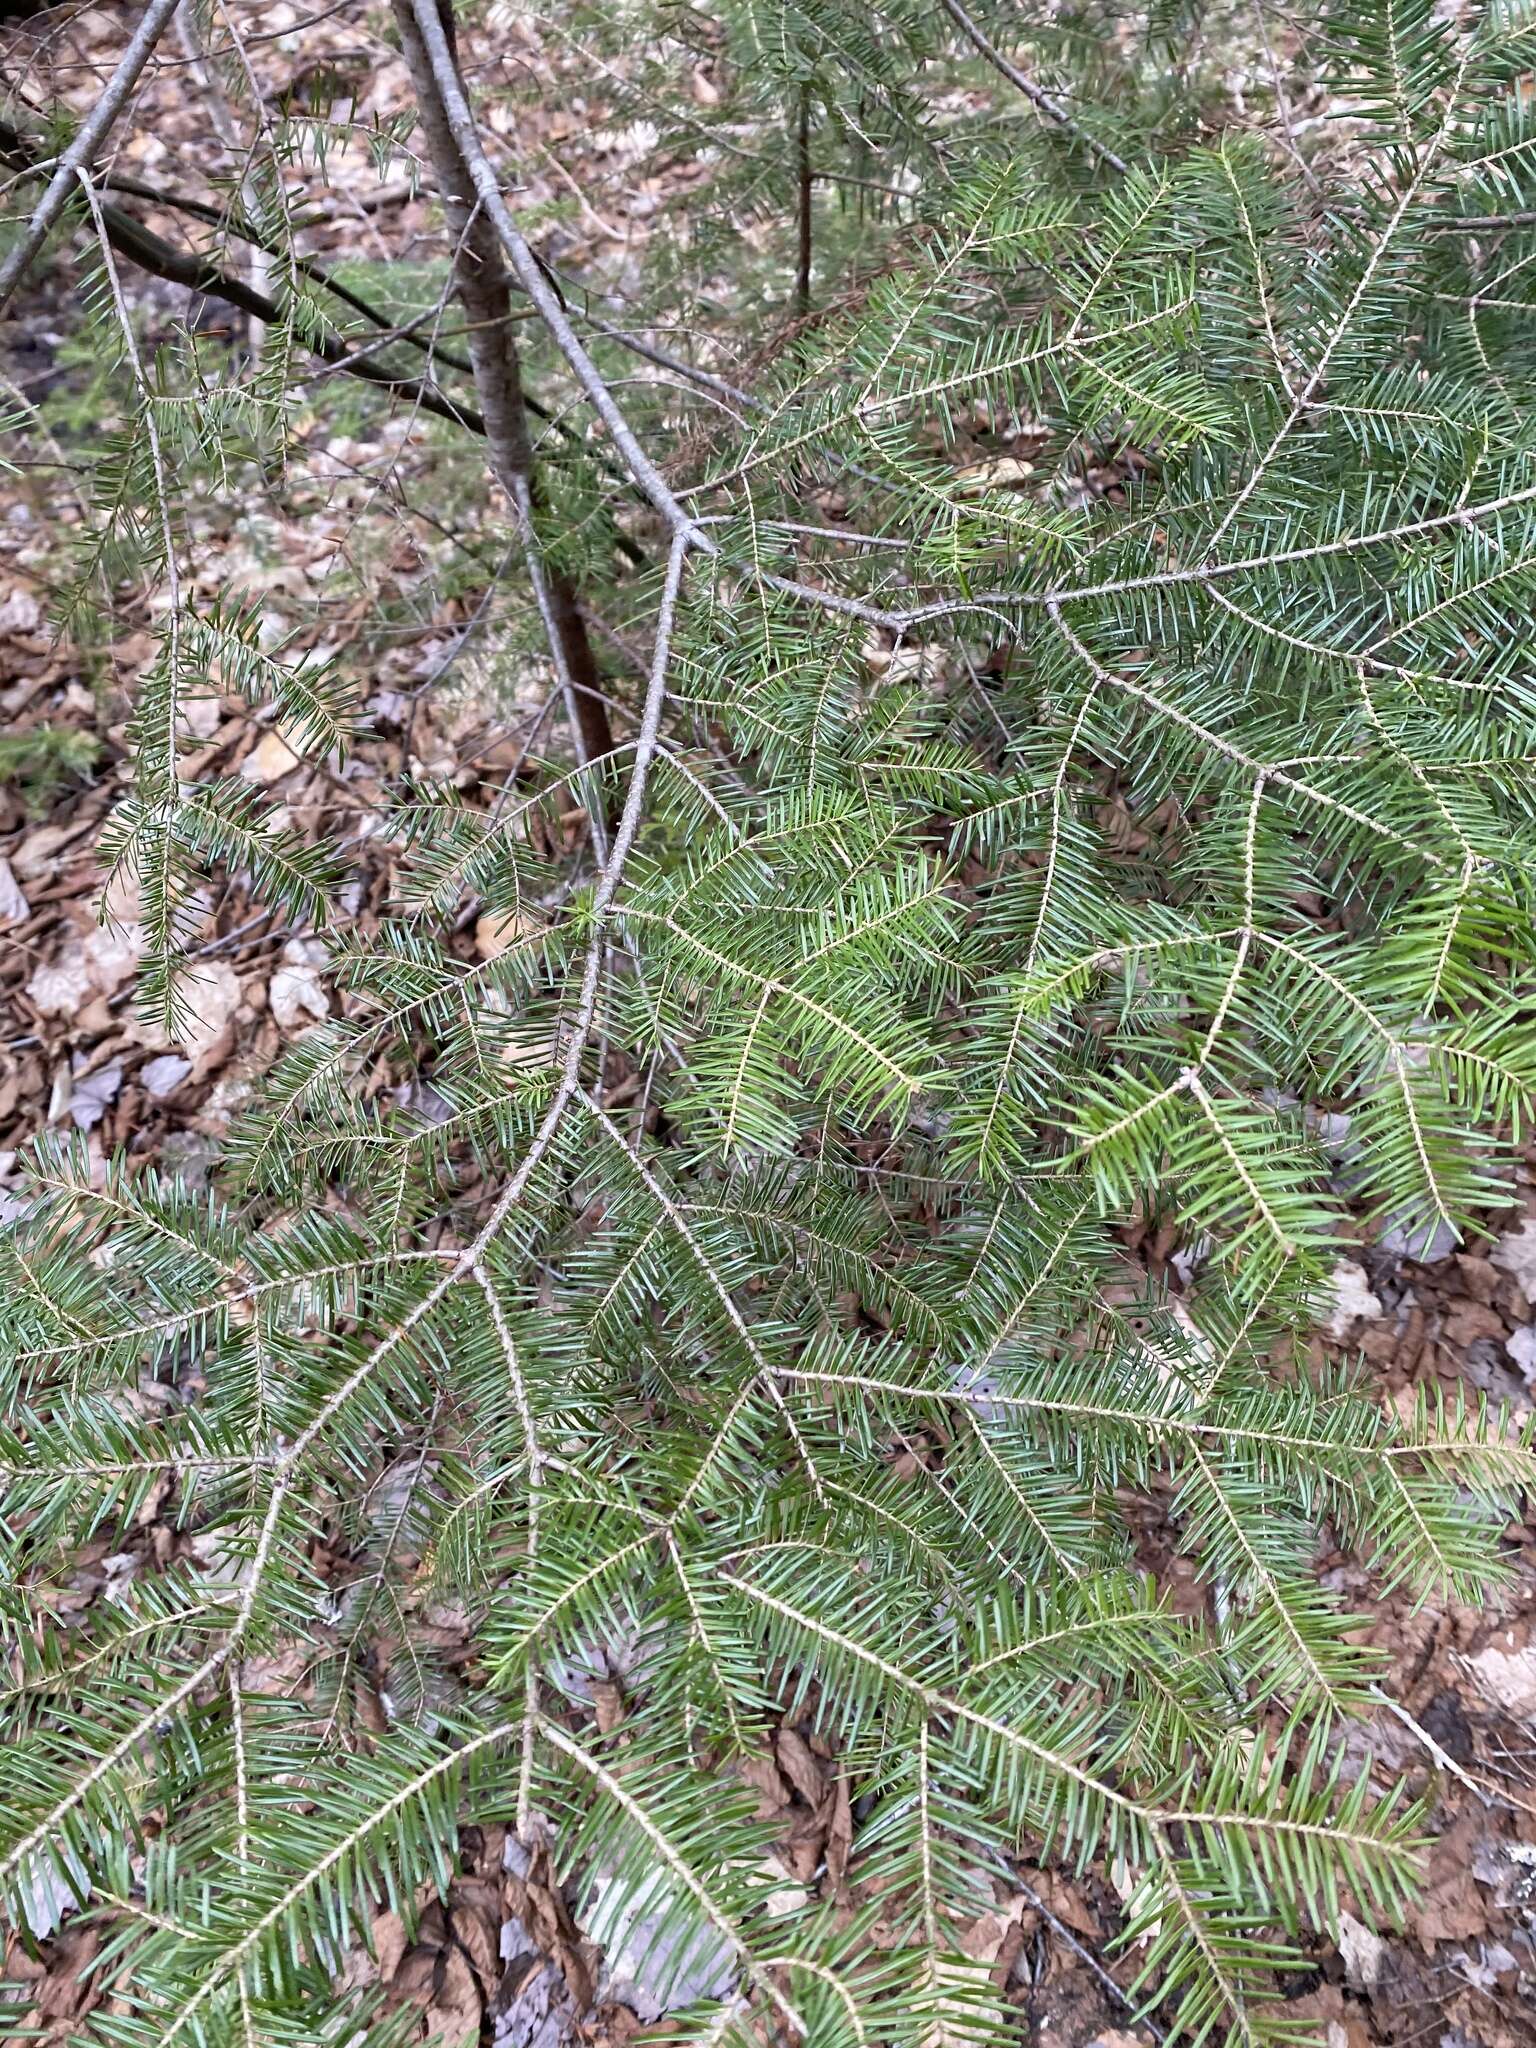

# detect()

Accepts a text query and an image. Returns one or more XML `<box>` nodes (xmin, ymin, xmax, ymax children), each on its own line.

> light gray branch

<box><xmin>406</xmin><ymin>0</ymin><xmax>708</xmax><ymax>544</ymax></box>
<box><xmin>936</xmin><ymin>0</ymin><xmax>1127</xmax><ymax>174</ymax></box>
<box><xmin>0</xmin><ymin>0</ymin><xmax>185</xmax><ymax>315</ymax></box>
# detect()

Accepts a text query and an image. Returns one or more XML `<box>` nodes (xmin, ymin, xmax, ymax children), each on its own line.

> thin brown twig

<box><xmin>795</xmin><ymin>84</ymin><xmax>813</xmax><ymax>316</ymax></box>
<box><xmin>405</xmin><ymin>0</ymin><xmax>709</xmax><ymax>544</ymax></box>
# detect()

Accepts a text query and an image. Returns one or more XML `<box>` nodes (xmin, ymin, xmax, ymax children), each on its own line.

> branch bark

<box><xmin>392</xmin><ymin>0</ymin><xmax>616</xmax><ymax>797</ymax></box>
<box><xmin>0</xmin><ymin>116</ymin><xmax>646</xmax><ymax>567</ymax></box>
<box><xmin>0</xmin><ymin>0</ymin><xmax>185</xmax><ymax>314</ymax></box>
<box><xmin>794</xmin><ymin>85</ymin><xmax>813</xmax><ymax>317</ymax></box>
<box><xmin>404</xmin><ymin>0</ymin><xmax>707</xmax><ymax>543</ymax></box>
<box><xmin>174</xmin><ymin>0</ymin><xmax>271</xmax><ymax>358</ymax></box>
<box><xmin>29</xmin><ymin>166</ymin><xmax>487</xmax><ymax>432</ymax></box>
<box><xmin>936</xmin><ymin>0</ymin><xmax>1127</xmax><ymax>175</ymax></box>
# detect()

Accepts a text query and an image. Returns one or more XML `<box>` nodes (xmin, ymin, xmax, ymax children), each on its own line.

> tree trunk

<box><xmin>390</xmin><ymin>0</ymin><xmax>615</xmax><ymax>788</ymax></box>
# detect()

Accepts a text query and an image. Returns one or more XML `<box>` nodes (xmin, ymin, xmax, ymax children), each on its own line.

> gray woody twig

<box><xmin>0</xmin><ymin>0</ymin><xmax>185</xmax><ymax>314</ymax></box>
<box><xmin>936</xmin><ymin>0</ymin><xmax>1127</xmax><ymax>174</ymax></box>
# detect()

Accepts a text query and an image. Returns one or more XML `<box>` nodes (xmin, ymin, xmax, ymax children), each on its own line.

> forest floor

<box><xmin>1</xmin><ymin>5</ymin><xmax>1533</xmax><ymax>2045</ymax></box>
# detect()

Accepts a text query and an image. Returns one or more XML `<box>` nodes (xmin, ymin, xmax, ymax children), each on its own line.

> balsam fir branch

<box><xmin>3</xmin><ymin>1</ymin><xmax>1536</xmax><ymax>2044</ymax></box>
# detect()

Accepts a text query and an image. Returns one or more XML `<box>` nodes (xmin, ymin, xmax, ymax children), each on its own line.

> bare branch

<box><xmin>405</xmin><ymin>0</ymin><xmax>709</xmax><ymax>542</ymax></box>
<box><xmin>0</xmin><ymin>0</ymin><xmax>185</xmax><ymax>314</ymax></box>
<box><xmin>392</xmin><ymin>0</ymin><xmax>615</xmax><ymax>805</ymax></box>
<box><xmin>936</xmin><ymin>0</ymin><xmax>1127</xmax><ymax>174</ymax></box>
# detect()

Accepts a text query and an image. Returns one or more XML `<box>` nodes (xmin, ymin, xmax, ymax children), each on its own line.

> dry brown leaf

<box><xmin>1337</xmin><ymin>1913</ymin><xmax>1386</xmax><ymax>1991</ymax></box>
<box><xmin>1413</xmin><ymin>1810</ymin><xmax>1491</xmax><ymax>1948</ymax></box>
<box><xmin>736</xmin><ymin>1752</ymin><xmax>791</xmax><ymax>1816</ymax></box>
<box><xmin>449</xmin><ymin>1891</ymin><xmax>501</xmax><ymax>1989</ymax></box>
<box><xmin>372</xmin><ymin>1907</ymin><xmax>411</xmax><ymax>1982</ymax></box>
<box><xmin>27</xmin><ymin>949</ymin><xmax>92</xmax><ymax>1018</ymax></box>
<box><xmin>953</xmin><ymin>455</ymin><xmax>1036</xmax><ymax>494</ymax></box>
<box><xmin>268</xmin><ymin>938</ymin><xmax>330</xmax><ymax>1032</ymax></box>
<box><xmin>475</xmin><ymin>908</ymin><xmax>537</xmax><ymax>960</ymax></box>
<box><xmin>775</xmin><ymin>1727</ymin><xmax>825</xmax><ymax>1805</ymax></box>
<box><xmin>13</xmin><ymin>824</ymin><xmax>76</xmax><ymax>880</ymax></box>
<box><xmin>176</xmin><ymin>962</ymin><xmax>244</xmax><ymax>1064</ymax></box>
<box><xmin>824</xmin><ymin>1773</ymin><xmax>853</xmax><ymax>1893</ymax></box>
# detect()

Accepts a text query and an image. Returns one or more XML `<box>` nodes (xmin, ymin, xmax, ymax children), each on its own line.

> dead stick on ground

<box><xmin>1369</xmin><ymin>1682</ymin><xmax>1535</xmax><ymax>1815</ymax></box>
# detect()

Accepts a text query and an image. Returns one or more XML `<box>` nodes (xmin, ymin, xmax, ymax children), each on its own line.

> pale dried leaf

<box><xmin>68</xmin><ymin>1060</ymin><xmax>122</xmax><ymax>1132</ymax></box>
<box><xmin>1464</xmin><ymin>1637</ymin><xmax>1536</xmax><ymax>1720</ymax></box>
<box><xmin>268</xmin><ymin>937</ymin><xmax>330</xmax><ymax>1031</ymax></box>
<box><xmin>141</xmin><ymin>1054</ymin><xmax>192</xmax><ymax>1100</ymax></box>
<box><xmin>0</xmin><ymin>856</ymin><xmax>29</xmax><ymax>925</ymax></box>
<box><xmin>1322</xmin><ymin>1259</ymin><xmax>1384</xmax><ymax>1339</ymax></box>
<box><xmin>241</xmin><ymin>727</ymin><xmax>304</xmax><ymax>785</ymax></box>
<box><xmin>1491</xmin><ymin>1217</ymin><xmax>1536</xmax><ymax>1302</ymax></box>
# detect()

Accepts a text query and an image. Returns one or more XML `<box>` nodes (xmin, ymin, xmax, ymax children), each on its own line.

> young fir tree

<box><xmin>2</xmin><ymin>0</ymin><xmax>1535</xmax><ymax>2041</ymax></box>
